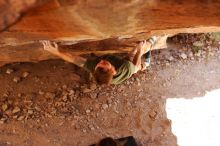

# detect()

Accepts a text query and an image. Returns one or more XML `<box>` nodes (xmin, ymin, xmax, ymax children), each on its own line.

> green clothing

<box><xmin>83</xmin><ymin>55</ymin><xmax>136</xmax><ymax>84</ymax></box>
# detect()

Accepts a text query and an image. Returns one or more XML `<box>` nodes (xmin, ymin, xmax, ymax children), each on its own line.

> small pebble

<box><xmin>0</xmin><ymin>120</ymin><xmax>5</xmax><ymax>124</ymax></box>
<box><xmin>90</xmin><ymin>83</ymin><xmax>97</xmax><ymax>90</ymax></box>
<box><xmin>69</xmin><ymin>90</ymin><xmax>75</xmax><ymax>95</ymax></box>
<box><xmin>82</xmin><ymin>129</ymin><xmax>87</xmax><ymax>133</ymax></box>
<box><xmin>6</xmin><ymin>69</ymin><xmax>14</xmax><ymax>74</ymax></box>
<box><xmin>39</xmin><ymin>90</ymin><xmax>44</xmax><ymax>95</ymax></box>
<box><xmin>18</xmin><ymin>93</ymin><xmax>22</xmax><ymax>97</ymax></box>
<box><xmin>90</xmin><ymin>93</ymin><xmax>97</xmax><ymax>99</ymax></box>
<box><xmin>28</xmin><ymin>110</ymin><xmax>34</xmax><ymax>115</ymax></box>
<box><xmin>168</xmin><ymin>56</ymin><xmax>174</xmax><ymax>61</ymax></box>
<box><xmin>165</xmin><ymin>62</ymin><xmax>170</xmax><ymax>66</ymax></box>
<box><xmin>75</xmin><ymin>123</ymin><xmax>81</xmax><ymax>129</ymax></box>
<box><xmin>13</xmin><ymin>77</ymin><xmax>21</xmax><ymax>83</ymax></box>
<box><xmin>22</xmin><ymin>72</ymin><xmax>29</xmax><ymax>78</ymax></box>
<box><xmin>2</xmin><ymin>104</ymin><xmax>8</xmax><ymax>111</ymax></box>
<box><xmin>83</xmin><ymin>88</ymin><xmax>91</xmax><ymax>93</ymax></box>
<box><xmin>12</xmin><ymin>107</ymin><xmax>21</xmax><ymax>114</ymax></box>
<box><xmin>17</xmin><ymin>116</ymin><xmax>24</xmax><ymax>121</ymax></box>
<box><xmin>86</xmin><ymin>109</ymin><xmax>91</xmax><ymax>114</ymax></box>
<box><xmin>45</xmin><ymin>92</ymin><xmax>56</xmax><ymax>99</ymax></box>
<box><xmin>102</xmin><ymin>104</ymin><xmax>108</xmax><ymax>110</ymax></box>
<box><xmin>62</xmin><ymin>85</ymin><xmax>67</xmax><ymax>89</ymax></box>
<box><xmin>149</xmin><ymin>110</ymin><xmax>158</xmax><ymax>120</ymax></box>
<box><xmin>180</xmin><ymin>53</ymin><xmax>187</xmax><ymax>59</ymax></box>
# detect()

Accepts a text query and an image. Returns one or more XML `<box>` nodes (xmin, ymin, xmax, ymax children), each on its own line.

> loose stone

<box><xmin>6</xmin><ymin>69</ymin><xmax>14</xmax><ymax>74</ymax></box>
<box><xmin>102</xmin><ymin>104</ymin><xmax>108</xmax><ymax>110</ymax></box>
<box><xmin>22</xmin><ymin>72</ymin><xmax>29</xmax><ymax>78</ymax></box>
<box><xmin>2</xmin><ymin>104</ymin><xmax>8</xmax><ymax>111</ymax></box>
<box><xmin>12</xmin><ymin>107</ymin><xmax>21</xmax><ymax>114</ymax></box>
<box><xmin>180</xmin><ymin>53</ymin><xmax>187</xmax><ymax>59</ymax></box>
<box><xmin>13</xmin><ymin>77</ymin><xmax>21</xmax><ymax>83</ymax></box>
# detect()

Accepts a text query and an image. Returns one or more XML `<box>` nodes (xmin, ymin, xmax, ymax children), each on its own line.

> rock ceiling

<box><xmin>0</xmin><ymin>0</ymin><xmax>220</xmax><ymax>65</ymax></box>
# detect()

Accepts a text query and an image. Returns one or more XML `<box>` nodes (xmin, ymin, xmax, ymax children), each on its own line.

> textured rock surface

<box><xmin>0</xmin><ymin>0</ymin><xmax>37</xmax><ymax>31</ymax></box>
<box><xmin>1</xmin><ymin>0</ymin><xmax>220</xmax><ymax>65</ymax></box>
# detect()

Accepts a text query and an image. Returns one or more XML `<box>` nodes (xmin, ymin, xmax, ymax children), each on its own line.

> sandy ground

<box><xmin>0</xmin><ymin>34</ymin><xmax>220</xmax><ymax>146</ymax></box>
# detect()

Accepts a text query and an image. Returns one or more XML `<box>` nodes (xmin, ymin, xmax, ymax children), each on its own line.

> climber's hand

<box><xmin>41</xmin><ymin>40</ymin><xmax>59</xmax><ymax>53</ymax></box>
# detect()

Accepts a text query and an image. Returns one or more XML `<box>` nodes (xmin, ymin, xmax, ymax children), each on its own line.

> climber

<box><xmin>97</xmin><ymin>137</ymin><xmax>121</xmax><ymax>146</ymax></box>
<box><xmin>90</xmin><ymin>136</ymin><xmax>138</xmax><ymax>146</ymax></box>
<box><xmin>41</xmin><ymin>37</ymin><xmax>157</xmax><ymax>85</ymax></box>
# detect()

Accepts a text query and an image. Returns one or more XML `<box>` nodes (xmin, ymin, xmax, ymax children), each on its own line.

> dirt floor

<box><xmin>0</xmin><ymin>33</ymin><xmax>220</xmax><ymax>146</ymax></box>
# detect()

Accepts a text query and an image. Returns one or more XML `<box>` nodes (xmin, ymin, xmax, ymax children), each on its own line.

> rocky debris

<box><xmin>180</xmin><ymin>53</ymin><xmax>187</xmax><ymax>59</ymax></box>
<box><xmin>6</xmin><ymin>68</ymin><xmax>14</xmax><ymax>74</ymax></box>
<box><xmin>2</xmin><ymin>92</ymin><xmax>9</xmax><ymax>98</ymax></box>
<box><xmin>89</xmin><ymin>124</ymin><xmax>95</xmax><ymax>131</ymax></box>
<box><xmin>2</xmin><ymin>104</ymin><xmax>8</xmax><ymax>111</ymax></box>
<box><xmin>45</xmin><ymin>92</ymin><xmax>56</xmax><ymax>99</ymax></box>
<box><xmin>18</xmin><ymin>93</ymin><xmax>22</xmax><ymax>97</ymax></box>
<box><xmin>194</xmin><ymin>50</ymin><xmax>202</xmax><ymax>57</ymax></box>
<box><xmin>0</xmin><ymin>33</ymin><xmax>219</xmax><ymax>127</ymax></box>
<box><xmin>82</xmin><ymin>129</ymin><xmax>87</xmax><ymax>133</ymax></box>
<box><xmin>0</xmin><ymin>118</ymin><xmax>7</xmax><ymax>124</ymax></box>
<box><xmin>13</xmin><ymin>76</ymin><xmax>21</xmax><ymax>83</ymax></box>
<box><xmin>0</xmin><ymin>33</ymin><xmax>219</xmax><ymax>146</ymax></box>
<box><xmin>62</xmin><ymin>95</ymin><xmax>68</xmax><ymax>102</ymax></box>
<box><xmin>149</xmin><ymin>110</ymin><xmax>158</xmax><ymax>120</ymax></box>
<box><xmin>188</xmin><ymin>52</ymin><xmax>194</xmax><ymax>58</ymax></box>
<box><xmin>107</xmin><ymin>98</ymin><xmax>113</xmax><ymax>104</ymax></box>
<box><xmin>167</xmin><ymin>56</ymin><xmax>174</xmax><ymax>62</ymax></box>
<box><xmin>75</xmin><ymin>123</ymin><xmax>81</xmax><ymax>129</ymax></box>
<box><xmin>28</xmin><ymin>110</ymin><xmax>34</xmax><ymax>115</ymax></box>
<box><xmin>23</xmin><ymin>93</ymin><xmax>37</xmax><ymax>104</ymax></box>
<box><xmin>90</xmin><ymin>93</ymin><xmax>98</xmax><ymax>99</ymax></box>
<box><xmin>82</xmin><ymin>88</ymin><xmax>92</xmax><ymax>93</ymax></box>
<box><xmin>62</xmin><ymin>85</ymin><xmax>67</xmax><ymax>89</ymax></box>
<box><xmin>68</xmin><ymin>90</ymin><xmax>75</xmax><ymax>96</ymax></box>
<box><xmin>22</xmin><ymin>72</ymin><xmax>29</xmax><ymax>78</ymax></box>
<box><xmin>165</xmin><ymin>62</ymin><xmax>170</xmax><ymax>66</ymax></box>
<box><xmin>39</xmin><ymin>90</ymin><xmax>44</xmax><ymax>95</ymax></box>
<box><xmin>86</xmin><ymin>109</ymin><xmax>91</xmax><ymax>114</ymax></box>
<box><xmin>12</xmin><ymin>107</ymin><xmax>21</xmax><ymax>114</ymax></box>
<box><xmin>102</xmin><ymin>104</ymin><xmax>108</xmax><ymax>110</ymax></box>
<box><xmin>17</xmin><ymin>116</ymin><xmax>25</xmax><ymax>121</ymax></box>
<box><xmin>35</xmin><ymin>106</ymin><xmax>41</xmax><ymax>112</ymax></box>
<box><xmin>90</xmin><ymin>83</ymin><xmax>97</xmax><ymax>91</ymax></box>
<box><xmin>193</xmin><ymin>41</ymin><xmax>204</xmax><ymax>47</ymax></box>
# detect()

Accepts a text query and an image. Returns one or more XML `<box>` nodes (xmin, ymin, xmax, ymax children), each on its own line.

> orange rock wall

<box><xmin>0</xmin><ymin>0</ymin><xmax>38</xmax><ymax>31</ymax></box>
<box><xmin>1</xmin><ymin>0</ymin><xmax>220</xmax><ymax>65</ymax></box>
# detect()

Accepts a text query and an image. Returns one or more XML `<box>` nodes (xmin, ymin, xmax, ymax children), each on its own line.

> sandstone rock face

<box><xmin>1</xmin><ymin>0</ymin><xmax>220</xmax><ymax>65</ymax></box>
<box><xmin>0</xmin><ymin>0</ymin><xmax>37</xmax><ymax>31</ymax></box>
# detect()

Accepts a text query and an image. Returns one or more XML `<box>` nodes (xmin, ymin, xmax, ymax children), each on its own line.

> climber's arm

<box><xmin>41</xmin><ymin>41</ymin><xmax>86</xmax><ymax>68</ymax></box>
